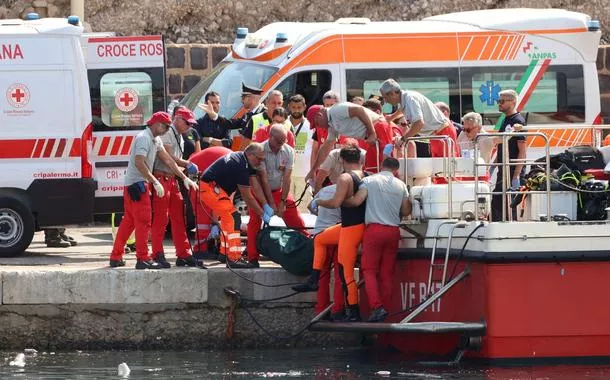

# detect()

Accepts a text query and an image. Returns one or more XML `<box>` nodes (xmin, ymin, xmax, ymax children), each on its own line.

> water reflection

<box><xmin>1</xmin><ymin>348</ymin><xmax>610</xmax><ymax>379</ymax></box>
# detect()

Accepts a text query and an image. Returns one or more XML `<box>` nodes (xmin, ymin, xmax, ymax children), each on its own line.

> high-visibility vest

<box><xmin>251</xmin><ymin>112</ymin><xmax>292</xmax><ymax>136</ymax></box>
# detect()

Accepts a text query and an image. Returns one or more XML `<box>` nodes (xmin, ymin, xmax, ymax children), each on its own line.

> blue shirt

<box><xmin>201</xmin><ymin>152</ymin><xmax>258</xmax><ymax>195</ymax></box>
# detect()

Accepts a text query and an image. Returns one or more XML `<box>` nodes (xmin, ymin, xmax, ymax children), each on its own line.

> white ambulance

<box><xmin>181</xmin><ymin>8</ymin><xmax>603</xmax><ymax>157</ymax></box>
<box><xmin>0</xmin><ymin>15</ymin><xmax>166</xmax><ymax>256</ymax></box>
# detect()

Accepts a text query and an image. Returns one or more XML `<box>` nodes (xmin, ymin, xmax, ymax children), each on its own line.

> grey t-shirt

<box><xmin>399</xmin><ymin>90</ymin><xmax>447</xmax><ymax>135</ymax></box>
<box><xmin>327</xmin><ymin>102</ymin><xmax>380</xmax><ymax>140</ymax></box>
<box><xmin>259</xmin><ymin>140</ymin><xmax>294</xmax><ymax>191</ymax></box>
<box><xmin>312</xmin><ymin>184</ymin><xmax>341</xmax><ymax>235</ymax></box>
<box><xmin>361</xmin><ymin>171</ymin><xmax>409</xmax><ymax>226</ymax></box>
<box><xmin>124</xmin><ymin>128</ymin><xmax>164</xmax><ymax>186</ymax></box>
<box><xmin>319</xmin><ymin>148</ymin><xmax>366</xmax><ymax>184</ymax></box>
<box><xmin>154</xmin><ymin>125</ymin><xmax>184</xmax><ymax>173</ymax></box>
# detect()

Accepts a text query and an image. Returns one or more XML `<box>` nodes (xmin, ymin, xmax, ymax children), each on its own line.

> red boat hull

<box><xmin>364</xmin><ymin>257</ymin><xmax>610</xmax><ymax>361</ymax></box>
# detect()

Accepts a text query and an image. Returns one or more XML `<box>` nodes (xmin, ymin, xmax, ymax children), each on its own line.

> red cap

<box><xmin>146</xmin><ymin>111</ymin><xmax>172</xmax><ymax>126</ymax></box>
<box><xmin>306</xmin><ymin>105</ymin><xmax>323</xmax><ymax>129</ymax></box>
<box><xmin>174</xmin><ymin>107</ymin><xmax>197</xmax><ymax>125</ymax></box>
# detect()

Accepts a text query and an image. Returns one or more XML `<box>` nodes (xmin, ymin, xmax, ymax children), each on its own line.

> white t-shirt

<box><xmin>312</xmin><ymin>185</ymin><xmax>341</xmax><ymax>235</ymax></box>
<box><xmin>457</xmin><ymin>129</ymin><xmax>494</xmax><ymax>164</ymax></box>
<box><xmin>291</xmin><ymin>118</ymin><xmax>312</xmax><ymax>177</ymax></box>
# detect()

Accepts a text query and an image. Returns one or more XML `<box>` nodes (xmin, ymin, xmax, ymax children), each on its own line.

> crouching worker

<box><xmin>199</xmin><ymin>143</ymin><xmax>275</xmax><ymax>268</ymax></box>
<box><xmin>293</xmin><ymin>146</ymin><xmax>366</xmax><ymax>322</ymax></box>
<box><xmin>344</xmin><ymin>157</ymin><xmax>412</xmax><ymax>322</ymax></box>
<box><xmin>109</xmin><ymin>112</ymin><xmax>199</xmax><ymax>269</ymax></box>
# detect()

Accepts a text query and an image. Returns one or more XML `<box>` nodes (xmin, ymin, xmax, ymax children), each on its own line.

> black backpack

<box><xmin>558</xmin><ymin>145</ymin><xmax>605</xmax><ymax>173</ymax></box>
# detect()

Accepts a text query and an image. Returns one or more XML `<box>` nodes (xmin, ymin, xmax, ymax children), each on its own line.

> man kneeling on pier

<box><xmin>343</xmin><ymin>157</ymin><xmax>412</xmax><ymax>322</ymax></box>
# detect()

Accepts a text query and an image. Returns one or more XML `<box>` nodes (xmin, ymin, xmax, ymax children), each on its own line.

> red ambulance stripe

<box><xmin>55</xmin><ymin>139</ymin><xmax>66</xmax><ymax>158</ymax></box>
<box><xmin>32</xmin><ymin>139</ymin><xmax>45</xmax><ymax>158</ymax></box>
<box><xmin>120</xmin><ymin>136</ymin><xmax>134</xmax><ymax>155</ymax></box>
<box><xmin>88</xmin><ymin>36</ymin><xmax>162</xmax><ymax>43</ymax></box>
<box><xmin>98</xmin><ymin>136</ymin><xmax>111</xmax><ymax>156</ymax></box>
<box><xmin>69</xmin><ymin>138</ymin><xmax>81</xmax><ymax>157</ymax></box>
<box><xmin>110</xmin><ymin>136</ymin><xmax>123</xmax><ymax>156</ymax></box>
<box><xmin>43</xmin><ymin>139</ymin><xmax>55</xmax><ymax>158</ymax></box>
<box><xmin>0</xmin><ymin>139</ymin><xmax>38</xmax><ymax>159</ymax></box>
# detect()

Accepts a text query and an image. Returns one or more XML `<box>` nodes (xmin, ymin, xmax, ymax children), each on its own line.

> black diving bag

<box><xmin>256</xmin><ymin>226</ymin><xmax>313</xmax><ymax>276</ymax></box>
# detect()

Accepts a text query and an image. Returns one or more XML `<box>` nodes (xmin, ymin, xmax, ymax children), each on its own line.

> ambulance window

<box><xmin>346</xmin><ymin>68</ymin><xmax>459</xmax><ymax>117</ymax></box>
<box><xmin>99</xmin><ymin>72</ymin><xmax>154</xmax><ymax>128</ymax></box>
<box><xmin>461</xmin><ymin>65</ymin><xmax>584</xmax><ymax>124</ymax></box>
<box><xmin>275</xmin><ymin>70</ymin><xmax>332</xmax><ymax>108</ymax></box>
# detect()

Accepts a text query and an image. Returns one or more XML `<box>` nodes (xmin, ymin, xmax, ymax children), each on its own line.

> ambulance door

<box><xmin>274</xmin><ymin>69</ymin><xmax>333</xmax><ymax>108</ymax></box>
<box><xmin>85</xmin><ymin>36</ymin><xmax>166</xmax><ymax>214</ymax></box>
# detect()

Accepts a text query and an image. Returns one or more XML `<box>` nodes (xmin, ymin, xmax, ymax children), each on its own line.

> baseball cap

<box><xmin>174</xmin><ymin>107</ymin><xmax>197</xmax><ymax>124</ymax></box>
<box><xmin>146</xmin><ymin>111</ymin><xmax>172</xmax><ymax>127</ymax></box>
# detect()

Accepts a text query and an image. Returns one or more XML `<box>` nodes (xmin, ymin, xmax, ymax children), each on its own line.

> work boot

<box><xmin>330</xmin><ymin>310</ymin><xmax>345</xmax><ymax>322</ymax></box>
<box><xmin>367</xmin><ymin>306</ymin><xmax>389</xmax><ymax>323</ymax></box>
<box><xmin>248</xmin><ymin>260</ymin><xmax>260</xmax><ymax>268</ymax></box>
<box><xmin>343</xmin><ymin>305</ymin><xmax>361</xmax><ymax>322</ymax></box>
<box><xmin>60</xmin><ymin>232</ymin><xmax>77</xmax><ymax>246</ymax></box>
<box><xmin>193</xmin><ymin>251</ymin><xmax>218</xmax><ymax>261</ymax></box>
<box><xmin>109</xmin><ymin>259</ymin><xmax>126</xmax><ymax>268</ymax></box>
<box><xmin>135</xmin><ymin>259</ymin><xmax>162</xmax><ymax>270</ymax></box>
<box><xmin>46</xmin><ymin>238</ymin><xmax>71</xmax><ymax>248</ymax></box>
<box><xmin>226</xmin><ymin>258</ymin><xmax>257</xmax><ymax>269</ymax></box>
<box><xmin>153</xmin><ymin>253</ymin><xmax>171</xmax><ymax>269</ymax></box>
<box><xmin>217</xmin><ymin>254</ymin><xmax>227</xmax><ymax>263</ymax></box>
<box><xmin>291</xmin><ymin>270</ymin><xmax>320</xmax><ymax>293</ymax></box>
<box><xmin>176</xmin><ymin>255</ymin><xmax>199</xmax><ymax>267</ymax></box>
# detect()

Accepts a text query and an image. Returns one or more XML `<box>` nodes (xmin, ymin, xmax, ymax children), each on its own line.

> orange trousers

<box><xmin>313</xmin><ymin>223</ymin><xmax>365</xmax><ymax>306</ymax></box>
<box><xmin>199</xmin><ymin>182</ymin><xmax>242</xmax><ymax>261</ymax></box>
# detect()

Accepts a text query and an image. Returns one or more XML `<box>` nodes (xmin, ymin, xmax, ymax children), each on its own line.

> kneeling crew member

<box><xmin>151</xmin><ymin>107</ymin><xmax>200</xmax><ymax>268</ymax></box>
<box><xmin>246</xmin><ymin>124</ymin><xmax>308</xmax><ymax>266</ymax></box>
<box><xmin>345</xmin><ymin>157</ymin><xmax>412</xmax><ymax>322</ymax></box>
<box><xmin>200</xmin><ymin>143</ymin><xmax>274</xmax><ymax>268</ymax></box>
<box><xmin>109</xmin><ymin>112</ymin><xmax>198</xmax><ymax>269</ymax></box>
<box><xmin>293</xmin><ymin>146</ymin><xmax>366</xmax><ymax>322</ymax></box>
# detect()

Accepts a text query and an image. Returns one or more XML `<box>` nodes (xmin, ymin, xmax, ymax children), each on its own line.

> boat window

<box><xmin>180</xmin><ymin>61</ymin><xmax>277</xmax><ymax>118</ymax></box>
<box><xmin>346</xmin><ymin>68</ymin><xmax>460</xmax><ymax>121</ymax></box>
<box><xmin>460</xmin><ymin>65</ymin><xmax>585</xmax><ymax>125</ymax></box>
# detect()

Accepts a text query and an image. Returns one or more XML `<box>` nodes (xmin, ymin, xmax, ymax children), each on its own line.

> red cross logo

<box><xmin>6</xmin><ymin>83</ymin><xmax>30</xmax><ymax>108</ymax></box>
<box><xmin>11</xmin><ymin>89</ymin><xmax>25</xmax><ymax>103</ymax></box>
<box><xmin>115</xmin><ymin>87</ymin><xmax>138</xmax><ymax>112</ymax></box>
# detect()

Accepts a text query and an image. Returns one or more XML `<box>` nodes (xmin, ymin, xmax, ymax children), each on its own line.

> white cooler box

<box><xmin>524</xmin><ymin>191</ymin><xmax>578</xmax><ymax>221</ymax></box>
<box><xmin>411</xmin><ymin>183</ymin><xmax>491</xmax><ymax>220</ymax></box>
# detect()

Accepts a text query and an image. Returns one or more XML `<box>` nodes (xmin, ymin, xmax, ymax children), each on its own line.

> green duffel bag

<box><xmin>256</xmin><ymin>226</ymin><xmax>313</xmax><ymax>276</ymax></box>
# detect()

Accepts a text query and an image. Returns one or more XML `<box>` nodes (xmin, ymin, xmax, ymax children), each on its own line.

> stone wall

<box><xmin>1</xmin><ymin>0</ymin><xmax>608</xmax><ymax>44</ymax></box>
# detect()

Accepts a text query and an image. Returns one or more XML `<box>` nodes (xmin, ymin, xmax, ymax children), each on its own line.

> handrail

<box><xmin>402</xmin><ymin>135</ymin><xmax>455</xmax><ymax>220</ymax></box>
<box><xmin>474</xmin><ymin>131</ymin><xmax>550</xmax><ymax>222</ymax></box>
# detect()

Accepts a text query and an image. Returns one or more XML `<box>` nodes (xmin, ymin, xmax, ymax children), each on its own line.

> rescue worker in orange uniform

<box><xmin>293</xmin><ymin>146</ymin><xmax>366</xmax><ymax>321</ymax></box>
<box><xmin>199</xmin><ymin>143</ymin><xmax>274</xmax><ymax>268</ymax></box>
<box><xmin>188</xmin><ymin>146</ymin><xmax>233</xmax><ymax>259</ymax></box>
<box><xmin>150</xmin><ymin>107</ymin><xmax>201</xmax><ymax>268</ymax></box>
<box><xmin>109</xmin><ymin>112</ymin><xmax>198</xmax><ymax>269</ymax></box>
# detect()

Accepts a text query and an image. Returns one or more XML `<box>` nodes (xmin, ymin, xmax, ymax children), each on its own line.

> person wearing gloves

<box><xmin>199</xmin><ymin>143</ymin><xmax>274</xmax><ymax>268</ymax></box>
<box><xmin>109</xmin><ymin>112</ymin><xmax>198</xmax><ymax>269</ymax></box>
<box><xmin>150</xmin><ymin>107</ymin><xmax>201</xmax><ymax>268</ymax></box>
<box><xmin>245</xmin><ymin>125</ymin><xmax>309</xmax><ymax>267</ymax></box>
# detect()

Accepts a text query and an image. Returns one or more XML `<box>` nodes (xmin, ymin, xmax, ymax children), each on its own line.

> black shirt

<box><xmin>196</xmin><ymin>114</ymin><xmax>239</xmax><ymax>149</ymax></box>
<box><xmin>496</xmin><ymin>112</ymin><xmax>526</xmax><ymax>164</ymax></box>
<box><xmin>182</xmin><ymin>127</ymin><xmax>200</xmax><ymax>160</ymax></box>
<box><xmin>341</xmin><ymin>171</ymin><xmax>367</xmax><ymax>227</ymax></box>
<box><xmin>201</xmin><ymin>152</ymin><xmax>258</xmax><ymax>195</ymax></box>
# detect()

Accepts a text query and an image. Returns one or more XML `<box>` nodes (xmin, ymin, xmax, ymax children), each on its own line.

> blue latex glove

<box><xmin>383</xmin><ymin>143</ymin><xmax>394</xmax><ymax>157</ymax></box>
<box><xmin>511</xmin><ymin>178</ymin><xmax>520</xmax><ymax>190</ymax></box>
<box><xmin>310</xmin><ymin>199</ymin><xmax>318</xmax><ymax>213</ymax></box>
<box><xmin>262</xmin><ymin>212</ymin><xmax>272</xmax><ymax>224</ymax></box>
<box><xmin>262</xmin><ymin>203</ymin><xmax>274</xmax><ymax>217</ymax></box>
<box><xmin>208</xmin><ymin>224</ymin><xmax>220</xmax><ymax>240</ymax></box>
<box><xmin>186</xmin><ymin>162</ymin><xmax>198</xmax><ymax>175</ymax></box>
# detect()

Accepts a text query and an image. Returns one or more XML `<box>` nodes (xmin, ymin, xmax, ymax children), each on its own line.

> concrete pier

<box><xmin>0</xmin><ymin>227</ymin><xmax>358</xmax><ymax>349</ymax></box>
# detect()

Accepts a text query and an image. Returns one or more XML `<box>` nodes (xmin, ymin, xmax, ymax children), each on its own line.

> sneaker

<box><xmin>176</xmin><ymin>255</ymin><xmax>199</xmax><ymax>267</ymax></box>
<box><xmin>126</xmin><ymin>243</ymin><xmax>136</xmax><ymax>253</ymax></box>
<box><xmin>367</xmin><ymin>307</ymin><xmax>389</xmax><ymax>323</ymax></box>
<box><xmin>135</xmin><ymin>259</ymin><xmax>162</xmax><ymax>270</ymax></box>
<box><xmin>343</xmin><ymin>305</ymin><xmax>361</xmax><ymax>322</ymax></box>
<box><xmin>248</xmin><ymin>260</ymin><xmax>260</xmax><ymax>268</ymax></box>
<box><xmin>60</xmin><ymin>233</ymin><xmax>77</xmax><ymax>246</ymax></box>
<box><xmin>46</xmin><ymin>238</ymin><xmax>71</xmax><ymax>248</ymax></box>
<box><xmin>153</xmin><ymin>253</ymin><xmax>171</xmax><ymax>269</ymax></box>
<box><xmin>109</xmin><ymin>259</ymin><xmax>126</xmax><ymax>268</ymax></box>
<box><xmin>226</xmin><ymin>258</ymin><xmax>257</xmax><ymax>269</ymax></box>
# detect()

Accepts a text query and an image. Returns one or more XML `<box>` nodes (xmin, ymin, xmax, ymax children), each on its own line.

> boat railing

<box><xmin>474</xmin><ymin>131</ymin><xmax>551</xmax><ymax>222</ymax></box>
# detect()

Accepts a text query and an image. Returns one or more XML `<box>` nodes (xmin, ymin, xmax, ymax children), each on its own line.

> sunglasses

<box><xmin>498</xmin><ymin>99</ymin><xmax>514</xmax><ymax>104</ymax></box>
